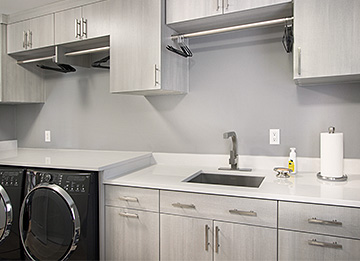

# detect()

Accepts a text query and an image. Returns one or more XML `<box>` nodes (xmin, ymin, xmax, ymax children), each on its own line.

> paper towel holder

<box><xmin>317</xmin><ymin>126</ymin><xmax>348</xmax><ymax>182</ymax></box>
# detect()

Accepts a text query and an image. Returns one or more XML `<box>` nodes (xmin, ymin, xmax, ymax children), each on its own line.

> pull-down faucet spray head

<box><xmin>223</xmin><ymin>131</ymin><xmax>238</xmax><ymax>170</ymax></box>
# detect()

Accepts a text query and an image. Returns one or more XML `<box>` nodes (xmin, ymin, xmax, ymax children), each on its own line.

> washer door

<box><xmin>0</xmin><ymin>185</ymin><xmax>12</xmax><ymax>243</ymax></box>
<box><xmin>20</xmin><ymin>184</ymin><xmax>80</xmax><ymax>261</ymax></box>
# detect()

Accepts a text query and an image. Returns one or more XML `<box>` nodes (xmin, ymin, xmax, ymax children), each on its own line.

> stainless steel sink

<box><xmin>184</xmin><ymin>172</ymin><xmax>264</xmax><ymax>188</ymax></box>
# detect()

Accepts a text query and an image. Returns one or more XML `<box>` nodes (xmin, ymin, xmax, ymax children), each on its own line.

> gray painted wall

<box><xmin>14</xmin><ymin>27</ymin><xmax>360</xmax><ymax>158</ymax></box>
<box><xmin>0</xmin><ymin>105</ymin><xmax>16</xmax><ymax>140</ymax></box>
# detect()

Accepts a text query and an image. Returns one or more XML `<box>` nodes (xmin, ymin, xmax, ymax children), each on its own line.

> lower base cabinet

<box><xmin>160</xmin><ymin>214</ymin><xmax>277</xmax><ymax>261</ymax></box>
<box><xmin>105</xmin><ymin>206</ymin><xmax>159</xmax><ymax>261</ymax></box>
<box><xmin>279</xmin><ymin>230</ymin><xmax>360</xmax><ymax>261</ymax></box>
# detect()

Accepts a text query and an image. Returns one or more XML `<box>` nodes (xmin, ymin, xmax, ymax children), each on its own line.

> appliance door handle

<box><xmin>0</xmin><ymin>185</ymin><xmax>13</xmax><ymax>244</ymax></box>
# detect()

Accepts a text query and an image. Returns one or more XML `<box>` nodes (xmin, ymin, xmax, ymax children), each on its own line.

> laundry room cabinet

<box><xmin>55</xmin><ymin>0</ymin><xmax>110</xmax><ymax>45</ymax></box>
<box><xmin>0</xmin><ymin>23</ymin><xmax>44</xmax><ymax>103</ymax></box>
<box><xmin>104</xmin><ymin>185</ymin><xmax>160</xmax><ymax>261</ymax></box>
<box><xmin>293</xmin><ymin>0</ymin><xmax>360</xmax><ymax>85</ymax></box>
<box><xmin>109</xmin><ymin>0</ymin><xmax>188</xmax><ymax>95</ymax></box>
<box><xmin>7</xmin><ymin>13</ymin><xmax>54</xmax><ymax>54</ymax></box>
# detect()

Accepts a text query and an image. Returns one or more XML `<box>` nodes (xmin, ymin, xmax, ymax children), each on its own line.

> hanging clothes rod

<box><xmin>65</xmin><ymin>46</ymin><xmax>110</xmax><ymax>57</ymax></box>
<box><xmin>171</xmin><ymin>17</ymin><xmax>294</xmax><ymax>40</ymax></box>
<box><xmin>17</xmin><ymin>55</ymin><xmax>55</xmax><ymax>64</ymax></box>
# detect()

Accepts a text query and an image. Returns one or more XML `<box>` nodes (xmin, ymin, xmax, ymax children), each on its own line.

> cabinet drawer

<box><xmin>160</xmin><ymin>190</ymin><xmax>277</xmax><ymax>228</ymax></box>
<box><xmin>279</xmin><ymin>230</ymin><xmax>360</xmax><ymax>261</ymax></box>
<box><xmin>105</xmin><ymin>185</ymin><xmax>159</xmax><ymax>212</ymax></box>
<box><xmin>279</xmin><ymin>201</ymin><xmax>360</xmax><ymax>239</ymax></box>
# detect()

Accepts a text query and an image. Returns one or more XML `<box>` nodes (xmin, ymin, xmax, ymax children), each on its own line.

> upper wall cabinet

<box><xmin>55</xmin><ymin>0</ymin><xmax>110</xmax><ymax>45</ymax></box>
<box><xmin>166</xmin><ymin>0</ymin><xmax>292</xmax><ymax>33</ymax></box>
<box><xmin>109</xmin><ymin>0</ymin><xmax>188</xmax><ymax>95</ymax></box>
<box><xmin>7</xmin><ymin>14</ymin><xmax>54</xmax><ymax>54</ymax></box>
<box><xmin>1</xmin><ymin>24</ymin><xmax>44</xmax><ymax>103</ymax></box>
<box><xmin>293</xmin><ymin>0</ymin><xmax>360</xmax><ymax>85</ymax></box>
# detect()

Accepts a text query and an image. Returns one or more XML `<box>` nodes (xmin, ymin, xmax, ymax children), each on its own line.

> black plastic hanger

<box><xmin>91</xmin><ymin>56</ymin><xmax>110</xmax><ymax>69</ymax></box>
<box><xmin>37</xmin><ymin>63</ymin><xmax>76</xmax><ymax>73</ymax></box>
<box><xmin>166</xmin><ymin>36</ymin><xmax>193</xmax><ymax>58</ymax></box>
<box><xmin>282</xmin><ymin>21</ymin><xmax>293</xmax><ymax>53</ymax></box>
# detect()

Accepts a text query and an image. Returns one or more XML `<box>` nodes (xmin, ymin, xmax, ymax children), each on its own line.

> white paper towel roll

<box><xmin>320</xmin><ymin>132</ymin><xmax>344</xmax><ymax>178</ymax></box>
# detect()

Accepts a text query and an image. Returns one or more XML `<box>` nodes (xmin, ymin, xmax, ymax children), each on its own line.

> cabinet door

<box><xmin>7</xmin><ymin>20</ymin><xmax>29</xmax><ymax>54</ymax></box>
<box><xmin>82</xmin><ymin>0</ymin><xmax>110</xmax><ymax>39</ymax></box>
<box><xmin>55</xmin><ymin>7</ymin><xmax>82</xmax><ymax>45</ymax></box>
<box><xmin>294</xmin><ymin>0</ymin><xmax>360</xmax><ymax>81</ymax></box>
<box><xmin>29</xmin><ymin>14</ymin><xmax>54</xmax><ymax>50</ymax></box>
<box><xmin>105</xmin><ymin>206</ymin><xmax>159</xmax><ymax>261</ymax></box>
<box><xmin>166</xmin><ymin>0</ymin><xmax>222</xmax><ymax>24</ymax></box>
<box><xmin>214</xmin><ymin>221</ymin><xmax>277</xmax><ymax>261</ymax></box>
<box><xmin>110</xmin><ymin>0</ymin><xmax>161</xmax><ymax>93</ymax></box>
<box><xmin>160</xmin><ymin>214</ymin><xmax>212</xmax><ymax>261</ymax></box>
<box><xmin>225</xmin><ymin>0</ymin><xmax>291</xmax><ymax>14</ymax></box>
<box><xmin>279</xmin><ymin>230</ymin><xmax>360</xmax><ymax>261</ymax></box>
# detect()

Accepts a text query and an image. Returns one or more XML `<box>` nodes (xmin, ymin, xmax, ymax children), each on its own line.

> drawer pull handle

<box><xmin>308</xmin><ymin>239</ymin><xmax>342</xmax><ymax>249</ymax></box>
<box><xmin>118</xmin><ymin>212</ymin><xmax>139</xmax><ymax>219</ymax></box>
<box><xmin>205</xmin><ymin>224</ymin><xmax>210</xmax><ymax>251</ymax></box>
<box><xmin>229</xmin><ymin>209</ymin><xmax>257</xmax><ymax>217</ymax></box>
<box><xmin>308</xmin><ymin>218</ymin><xmax>342</xmax><ymax>226</ymax></box>
<box><xmin>172</xmin><ymin>203</ymin><xmax>196</xmax><ymax>209</ymax></box>
<box><xmin>118</xmin><ymin>196</ymin><xmax>139</xmax><ymax>202</ymax></box>
<box><xmin>215</xmin><ymin>226</ymin><xmax>220</xmax><ymax>253</ymax></box>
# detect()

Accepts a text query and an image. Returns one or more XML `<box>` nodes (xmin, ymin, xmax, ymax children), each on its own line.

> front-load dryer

<box><xmin>0</xmin><ymin>167</ymin><xmax>26</xmax><ymax>260</ymax></box>
<box><xmin>20</xmin><ymin>169</ymin><xmax>99</xmax><ymax>260</ymax></box>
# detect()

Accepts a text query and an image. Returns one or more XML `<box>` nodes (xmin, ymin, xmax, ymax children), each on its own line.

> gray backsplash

<box><xmin>4</xmin><ymin>26</ymin><xmax>360</xmax><ymax>158</ymax></box>
<box><xmin>0</xmin><ymin>105</ymin><xmax>16</xmax><ymax>141</ymax></box>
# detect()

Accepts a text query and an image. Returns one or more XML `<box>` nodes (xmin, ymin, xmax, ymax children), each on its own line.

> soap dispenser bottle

<box><xmin>288</xmin><ymin>148</ymin><xmax>297</xmax><ymax>174</ymax></box>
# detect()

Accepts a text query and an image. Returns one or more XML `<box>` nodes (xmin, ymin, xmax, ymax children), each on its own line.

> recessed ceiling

<box><xmin>0</xmin><ymin>0</ymin><xmax>65</xmax><ymax>15</ymax></box>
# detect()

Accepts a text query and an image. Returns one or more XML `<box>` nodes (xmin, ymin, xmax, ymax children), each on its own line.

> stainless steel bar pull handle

<box><xmin>229</xmin><ymin>209</ymin><xmax>257</xmax><ymax>217</ymax></box>
<box><xmin>308</xmin><ymin>218</ymin><xmax>342</xmax><ymax>226</ymax></box>
<box><xmin>205</xmin><ymin>225</ymin><xmax>210</xmax><ymax>251</ymax></box>
<box><xmin>308</xmin><ymin>239</ymin><xmax>343</xmax><ymax>249</ymax></box>
<box><xmin>28</xmin><ymin>30</ymin><xmax>32</xmax><ymax>48</ymax></box>
<box><xmin>82</xmin><ymin>18</ymin><xmax>87</xmax><ymax>38</ymax></box>
<box><xmin>23</xmin><ymin>31</ymin><xmax>28</xmax><ymax>49</ymax></box>
<box><xmin>297</xmin><ymin>47</ymin><xmax>301</xmax><ymax>76</ymax></box>
<box><xmin>225</xmin><ymin>0</ymin><xmax>229</xmax><ymax>10</ymax></box>
<box><xmin>215</xmin><ymin>226</ymin><xmax>220</xmax><ymax>253</ymax></box>
<box><xmin>75</xmin><ymin>19</ymin><xmax>81</xmax><ymax>38</ymax></box>
<box><xmin>154</xmin><ymin>64</ymin><xmax>160</xmax><ymax>86</ymax></box>
<box><xmin>118</xmin><ymin>196</ymin><xmax>139</xmax><ymax>202</ymax></box>
<box><xmin>118</xmin><ymin>212</ymin><xmax>139</xmax><ymax>219</ymax></box>
<box><xmin>172</xmin><ymin>202</ymin><xmax>196</xmax><ymax>209</ymax></box>
<box><xmin>217</xmin><ymin>0</ymin><xmax>221</xmax><ymax>11</ymax></box>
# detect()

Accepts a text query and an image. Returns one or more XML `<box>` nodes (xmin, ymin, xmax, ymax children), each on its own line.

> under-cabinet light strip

<box><xmin>17</xmin><ymin>55</ymin><xmax>55</xmax><ymax>64</ymax></box>
<box><xmin>65</xmin><ymin>46</ymin><xmax>110</xmax><ymax>57</ymax></box>
<box><xmin>171</xmin><ymin>17</ymin><xmax>294</xmax><ymax>40</ymax></box>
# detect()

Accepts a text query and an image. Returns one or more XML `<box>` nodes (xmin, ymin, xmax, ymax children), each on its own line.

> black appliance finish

<box><xmin>0</xmin><ymin>167</ymin><xmax>26</xmax><ymax>260</ymax></box>
<box><xmin>20</xmin><ymin>169</ymin><xmax>99</xmax><ymax>260</ymax></box>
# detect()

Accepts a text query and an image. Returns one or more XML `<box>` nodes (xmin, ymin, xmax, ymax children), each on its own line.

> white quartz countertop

<box><xmin>0</xmin><ymin>148</ymin><xmax>152</xmax><ymax>171</ymax></box>
<box><xmin>104</xmin><ymin>153</ymin><xmax>360</xmax><ymax>208</ymax></box>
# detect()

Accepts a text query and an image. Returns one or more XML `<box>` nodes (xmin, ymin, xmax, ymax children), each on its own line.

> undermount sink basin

<box><xmin>184</xmin><ymin>172</ymin><xmax>265</xmax><ymax>188</ymax></box>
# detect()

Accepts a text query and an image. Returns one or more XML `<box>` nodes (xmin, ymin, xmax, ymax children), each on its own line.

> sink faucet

<box><xmin>219</xmin><ymin>131</ymin><xmax>252</xmax><ymax>172</ymax></box>
<box><xmin>223</xmin><ymin>131</ymin><xmax>238</xmax><ymax>170</ymax></box>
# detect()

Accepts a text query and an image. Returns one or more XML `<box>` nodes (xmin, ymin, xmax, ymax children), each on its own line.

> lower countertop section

<box><xmin>104</xmin><ymin>153</ymin><xmax>360</xmax><ymax>208</ymax></box>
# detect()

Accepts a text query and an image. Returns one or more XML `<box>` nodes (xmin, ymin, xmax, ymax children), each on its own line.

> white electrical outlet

<box><xmin>45</xmin><ymin>130</ymin><xmax>51</xmax><ymax>142</ymax></box>
<box><xmin>269</xmin><ymin>129</ymin><xmax>280</xmax><ymax>145</ymax></box>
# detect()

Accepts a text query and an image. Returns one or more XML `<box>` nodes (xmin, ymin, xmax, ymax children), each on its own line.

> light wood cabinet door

<box><xmin>28</xmin><ymin>14</ymin><xmax>54</xmax><ymax>50</ymax></box>
<box><xmin>55</xmin><ymin>7</ymin><xmax>82</xmax><ymax>45</ymax></box>
<box><xmin>214</xmin><ymin>221</ymin><xmax>277</xmax><ymax>261</ymax></box>
<box><xmin>166</xmin><ymin>0</ymin><xmax>222</xmax><ymax>24</ymax></box>
<box><xmin>279</xmin><ymin>230</ymin><xmax>360</xmax><ymax>261</ymax></box>
<box><xmin>160</xmin><ymin>214</ymin><xmax>212</xmax><ymax>261</ymax></box>
<box><xmin>110</xmin><ymin>0</ymin><xmax>161</xmax><ymax>93</ymax></box>
<box><xmin>105</xmin><ymin>206</ymin><xmax>159</xmax><ymax>261</ymax></box>
<box><xmin>82</xmin><ymin>0</ymin><xmax>110</xmax><ymax>40</ymax></box>
<box><xmin>225</xmin><ymin>0</ymin><xmax>291</xmax><ymax>14</ymax></box>
<box><xmin>294</xmin><ymin>0</ymin><xmax>360</xmax><ymax>84</ymax></box>
<box><xmin>7</xmin><ymin>20</ymin><xmax>29</xmax><ymax>54</ymax></box>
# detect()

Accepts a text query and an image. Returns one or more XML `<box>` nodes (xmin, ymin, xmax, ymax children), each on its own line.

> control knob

<box><xmin>43</xmin><ymin>173</ymin><xmax>52</xmax><ymax>183</ymax></box>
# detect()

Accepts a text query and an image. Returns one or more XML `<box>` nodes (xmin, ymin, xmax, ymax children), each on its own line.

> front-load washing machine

<box><xmin>20</xmin><ymin>169</ymin><xmax>99</xmax><ymax>260</ymax></box>
<box><xmin>0</xmin><ymin>167</ymin><xmax>26</xmax><ymax>260</ymax></box>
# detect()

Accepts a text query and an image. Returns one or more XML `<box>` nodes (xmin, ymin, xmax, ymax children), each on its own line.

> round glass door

<box><xmin>20</xmin><ymin>184</ymin><xmax>80</xmax><ymax>261</ymax></box>
<box><xmin>0</xmin><ymin>185</ymin><xmax>12</xmax><ymax>244</ymax></box>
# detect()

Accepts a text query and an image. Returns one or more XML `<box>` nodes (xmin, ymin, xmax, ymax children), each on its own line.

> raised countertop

<box><xmin>0</xmin><ymin>147</ymin><xmax>152</xmax><ymax>171</ymax></box>
<box><xmin>104</xmin><ymin>153</ymin><xmax>360</xmax><ymax>208</ymax></box>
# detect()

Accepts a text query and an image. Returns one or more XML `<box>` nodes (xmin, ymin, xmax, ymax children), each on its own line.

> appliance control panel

<box><xmin>30</xmin><ymin>170</ymin><xmax>91</xmax><ymax>194</ymax></box>
<box><xmin>0</xmin><ymin>171</ymin><xmax>22</xmax><ymax>187</ymax></box>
